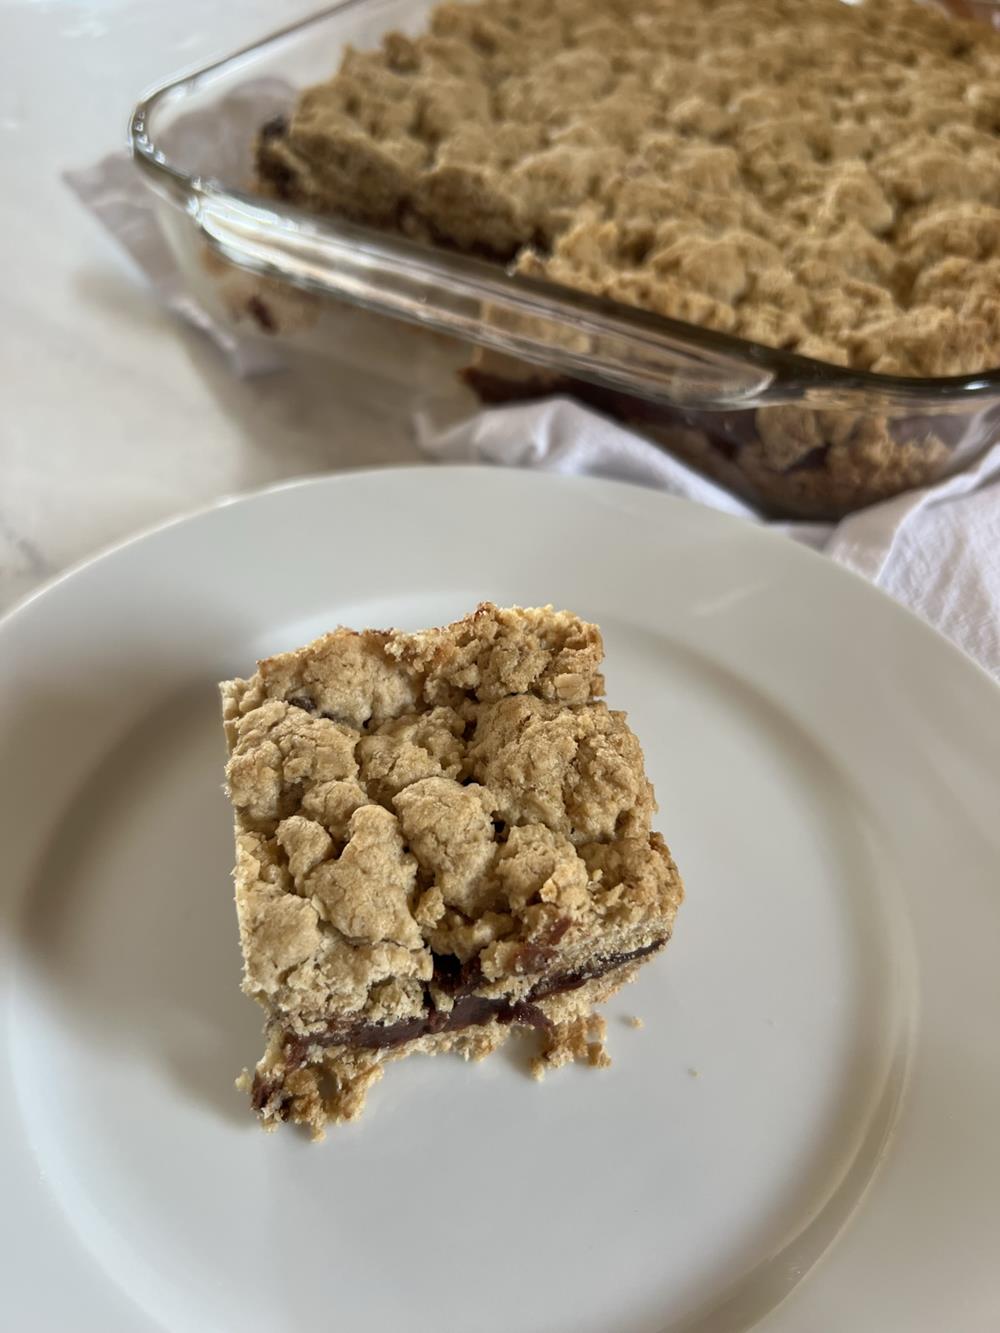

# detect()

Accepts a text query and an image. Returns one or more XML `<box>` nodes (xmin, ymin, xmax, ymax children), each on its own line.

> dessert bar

<box><xmin>221</xmin><ymin>604</ymin><xmax>683</xmax><ymax>1135</ymax></box>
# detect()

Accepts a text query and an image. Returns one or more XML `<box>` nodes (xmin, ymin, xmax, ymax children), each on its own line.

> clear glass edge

<box><xmin>128</xmin><ymin>0</ymin><xmax>1000</xmax><ymax>409</ymax></box>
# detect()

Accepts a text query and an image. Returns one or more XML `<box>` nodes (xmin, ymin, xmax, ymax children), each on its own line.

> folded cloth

<box><xmin>418</xmin><ymin>398</ymin><xmax>1000</xmax><ymax>679</ymax></box>
<box><xmin>64</xmin><ymin>77</ymin><xmax>295</xmax><ymax>377</ymax></box>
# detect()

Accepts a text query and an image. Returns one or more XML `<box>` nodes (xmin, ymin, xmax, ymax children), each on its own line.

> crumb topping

<box><xmin>222</xmin><ymin>604</ymin><xmax>681</xmax><ymax>1030</ymax></box>
<box><xmin>305</xmin><ymin>804</ymin><xmax>422</xmax><ymax>949</ymax></box>
<box><xmin>257</xmin><ymin>0</ymin><xmax>1000</xmax><ymax>376</ymax></box>
<box><xmin>466</xmin><ymin>694</ymin><xmax>654</xmax><ymax>842</ymax></box>
<box><xmin>393</xmin><ymin>776</ymin><xmax>498</xmax><ymax>915</ymax></box>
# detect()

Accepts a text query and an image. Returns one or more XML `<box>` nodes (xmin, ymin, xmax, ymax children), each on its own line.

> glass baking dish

<box><xmin>129</xmin><ymin>0</ymin><xmax>1000</xmax><ymax>519</ymax></box>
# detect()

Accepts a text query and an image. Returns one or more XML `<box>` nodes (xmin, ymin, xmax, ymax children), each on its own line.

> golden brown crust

<box><xmin>256</xmin><ymin>0</ymin><xmax>1000</xmax><ymax>377</ymax></box>
<box><xmin>221</xmin><ymin>604</ymin><xmax>683</xmax><ymax>1133</ymax></box>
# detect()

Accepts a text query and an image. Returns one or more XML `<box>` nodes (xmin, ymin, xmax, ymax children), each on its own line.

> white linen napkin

<box><xmin>418</xmin><ymin>398</ymin><xmax>1000</xmax><ymax>679</ymax></box>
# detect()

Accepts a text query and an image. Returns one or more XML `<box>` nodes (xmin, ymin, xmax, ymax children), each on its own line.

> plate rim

<box><xmin>2</xmin><ymin>463</ymin><xmax>997</xmax><ymax>698</ymax></box>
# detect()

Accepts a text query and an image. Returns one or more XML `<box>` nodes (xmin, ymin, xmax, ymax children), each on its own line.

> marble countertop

<box><xmin>1</xmin><ymin>0</ymin><xmax>425</xmax><ymax>615</ymax></box>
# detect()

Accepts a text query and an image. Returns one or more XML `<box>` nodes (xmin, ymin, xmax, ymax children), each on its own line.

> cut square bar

<box><xmin>221</xmin><ymin>604</ymin><xmax>683</xmax><ymax>1136</ymax></box>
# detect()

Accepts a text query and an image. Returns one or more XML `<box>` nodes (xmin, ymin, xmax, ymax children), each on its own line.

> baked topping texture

<box><xmin>221</xmin><ymin>604</ymin><xmax>683</xmax><ymax>1135</ymax></box>
<box><xmin>256</xmin><ymin>0</ymin><xmax>1000</xmax><ymax>378</ymax></box>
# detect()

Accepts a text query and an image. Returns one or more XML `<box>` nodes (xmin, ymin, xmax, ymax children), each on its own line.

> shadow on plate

<box><xmin>13</xmin><ymin>669</ymin><xmax>545</xmax><ymax>1139</ymax></box>
<box><xmin>16</xmin><ymin>678</ymin><xmax>258</xmax><ymax>1128</ymax></box>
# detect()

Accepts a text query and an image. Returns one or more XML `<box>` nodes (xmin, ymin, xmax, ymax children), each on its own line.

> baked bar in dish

<box><xmin>220</xmin><ymin>604</ymin><xmax>683</xmax><ymax>1136</ymax></box>
<box><xmin>256</xmin><ymin>0</ymin><xmax>1000</xmax><ymax>378</ymax></box>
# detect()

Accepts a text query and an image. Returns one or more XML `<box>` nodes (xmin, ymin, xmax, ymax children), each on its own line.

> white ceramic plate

<box><xmin>2</xmin><ymin>467</ymin><xmax>999</xmax><ymax>1333</ymax></box>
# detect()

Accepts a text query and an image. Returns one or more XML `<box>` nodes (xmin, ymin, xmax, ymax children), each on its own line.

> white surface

<box><xmin>2</xmin><ymin>468</ymin><xmax>999</xmax><ymax>1333</ymax></box>
<box><xmin>0</xmin><ymin>0</ymin><xmax>421</xmax><ymax>614</ymax></box>
<box><xmin>421</xmin><ymin>398</ymin><xmax>1000</xmax><ymax>676</ymax></box>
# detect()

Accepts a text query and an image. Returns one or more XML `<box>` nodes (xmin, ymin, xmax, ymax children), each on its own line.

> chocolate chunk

<box><xmin>250</xmin><ymin>1072</ymin><xmax>291</xmax><ymax>1118</ymax></box>
<box><xmin>511</xmin><ymin>941</ymin><xmax>556</xmax><ymax>974</ymax></box>
<box><xmin>246</xmin><ymin>295</ymin><xmax>277</xmax><ymax>334</ymax></box>
<box><xmin>431</xmin><ymin>951</ymin><xmax>483</xmax><ymax>998</ymax></box>
<box><xmin>259</xmin><ymin>114</ymin><xmax>289</xmax><ymax>142</ymax></box>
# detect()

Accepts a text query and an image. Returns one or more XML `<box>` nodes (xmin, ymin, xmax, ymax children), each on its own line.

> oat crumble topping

<box><xmin>257</xmin><ymin>0</ymin><xmax>1000</xmax><ymax>377</ymax></box>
